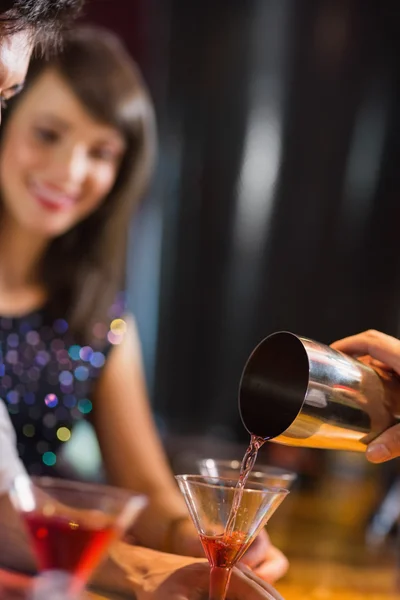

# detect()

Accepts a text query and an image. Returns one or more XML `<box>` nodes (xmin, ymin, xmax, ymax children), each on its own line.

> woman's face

<box><xmin>0</xmin><ymin>68</ymin><xmax>126</xmax><ymax>238</ymax></box>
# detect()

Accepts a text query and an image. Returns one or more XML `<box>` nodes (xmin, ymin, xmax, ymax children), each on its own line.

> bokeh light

<box><xmin>42</xmin><ymin>452</ymin><xmax>56</xmax><ymax>466</ymax></box>
<box><xmin>44</xmin><ymin>393</ymin><xmax>58</xmax><ymax>408</ymax></box>
<box><xmin>57</xmin><ymin>427</ymin><xmax>71</xmax><ymax>442</ymax></box>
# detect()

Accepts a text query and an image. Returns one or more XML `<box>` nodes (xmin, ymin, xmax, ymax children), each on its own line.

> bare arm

<box><xmin>92</xmin><ymin>314</ymin><xmax>190</xmax><ymax>551</ymax></box>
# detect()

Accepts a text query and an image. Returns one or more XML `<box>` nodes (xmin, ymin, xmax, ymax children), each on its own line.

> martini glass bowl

<box><xmin>9</xmin><ymin>475</ymin><xmax>147</xmax><ymax>599</ymax></box>
<box><xmin>176</xmin><ymin>474</ymin><xmax>289</xmax><ymax>600</ymax></box>
<box><xmin>196</xmin><ymin>458</ymin><xmax>297</xmax><ymax>490</ymax></box>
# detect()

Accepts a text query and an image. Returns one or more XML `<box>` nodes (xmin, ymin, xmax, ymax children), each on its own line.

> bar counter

<box><xmin>269</xmin><ymin>460</ymin><xmax>399</xmax><ymax>600</ymax></box>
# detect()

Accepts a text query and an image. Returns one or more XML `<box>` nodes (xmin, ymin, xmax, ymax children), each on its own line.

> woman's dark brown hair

<box><xmin>1</xmin><ymin>25</ymin><xmax>156</xmax><ymax>343</ymax></box>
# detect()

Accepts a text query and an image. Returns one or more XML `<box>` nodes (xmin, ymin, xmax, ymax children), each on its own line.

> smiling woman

<box><xmin>0</xmin><ymin>25</ymin><xmax>174</xmax><ymax>542</ymax></box>
<box><xmin>0</xmin><ymin>26</ymin><xmax>156</xmax><ymax>340</ymax></box>
<box><xmin>0</xmin><ymin>26</ymin><xmax>157</xmax><ymax>480</ymax></box>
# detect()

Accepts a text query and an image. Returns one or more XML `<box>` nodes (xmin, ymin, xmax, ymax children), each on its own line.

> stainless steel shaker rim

<box><xmin>238</xmin><ymin>331</ymin><xmax>311</xmax><ymax>440</ymax></box>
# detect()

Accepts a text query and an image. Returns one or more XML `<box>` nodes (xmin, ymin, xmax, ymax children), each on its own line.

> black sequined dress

<box><xmin>0</xmin><ymin>293</ymin><xmax>126</xmax><ymax>476</ymax></box>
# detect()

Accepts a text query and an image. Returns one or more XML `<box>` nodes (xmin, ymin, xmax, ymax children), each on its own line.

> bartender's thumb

<box><xmin>366</xmin><ymin>424</ymin><xmax>400</xmax><ymax>463</ymax></box>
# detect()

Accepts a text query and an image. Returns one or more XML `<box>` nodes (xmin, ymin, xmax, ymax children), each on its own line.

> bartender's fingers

<box><xmin>366</xmin><ymin>423</ymin><xmax>400</xmax><ymax>463</ymax></box>
<box><xmin>236</xmin><ymin>565</ymin><xmax>286</xmax><ymax>600</ymax></box>
<box><xmin>357</xmin><ymin>355</ymin><xmax>393</xmax><ymax>372</ymax></box>
<box><xmin>252</xmin><ymin>546</ymin><xmax>289</xmax><ymax>583</ymax></box>
<box><xmin>331</xmin><ymin>330</ymin><xmax>400</xmax><ymax>375</ymax></box>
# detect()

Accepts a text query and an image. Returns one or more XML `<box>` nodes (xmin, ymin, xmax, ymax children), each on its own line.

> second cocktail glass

<box><xmin>9</xmin><ymin>475</ymin><xmax>147</xmax><ymax>599</ymax></box>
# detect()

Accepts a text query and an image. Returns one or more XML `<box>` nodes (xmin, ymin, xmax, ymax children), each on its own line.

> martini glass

<box><xmin>176</xmin><ymin>474</ymin><xmax>288</xmax><ymax>600</ymax></box>
<box><xmin>9</xmin><ymin>475</ymin><xmax>147</xmax><ymax>599</ymax></box>
<box><xmin>196</xmin><ymin>458</ymin><xmax>297</xmax><ymax>490</ymax></box>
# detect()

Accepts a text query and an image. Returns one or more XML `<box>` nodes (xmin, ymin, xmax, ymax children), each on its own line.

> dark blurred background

<box><xmin>82</xmin><ymin>0</ymin><xmax>400</xmax><ymax>448</ymax></box>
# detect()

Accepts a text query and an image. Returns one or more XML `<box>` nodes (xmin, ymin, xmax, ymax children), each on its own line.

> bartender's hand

<box><xmin>169</xmin><ymin>518</ymin><xmax>288</xmax><ymax>583</ymax></box>
<box><xmin>106</xmin><ymin>543</ymin><xmax>286</xmax><ymax>600</ymax></box>
<box><xmin>240</xmin><ymin>529</ymin><xmax>289</xmax><ymax>582</ymax></box>
<box><xmin>332</xmin><ymin>329</ymin><xmax>400</xmax><ymax>463</ymax></box>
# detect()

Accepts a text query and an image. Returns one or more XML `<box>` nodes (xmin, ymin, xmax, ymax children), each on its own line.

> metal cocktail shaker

<box><xmin>238</xmin><ymin>331</ymin><xmax>400</xmax><ymax>452</ymax></box>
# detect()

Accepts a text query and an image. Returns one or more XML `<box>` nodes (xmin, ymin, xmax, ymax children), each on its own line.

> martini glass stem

<box><xmin>209</xmin><ymin>566</ymin><xmax>232</xmax><ymax>600</ymax></box>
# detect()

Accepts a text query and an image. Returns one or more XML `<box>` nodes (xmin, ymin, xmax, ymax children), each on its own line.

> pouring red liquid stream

<box><xmin>225</xmin><ymin>434</ymin><xmax>265</xmax><ymax>536</ymax></box>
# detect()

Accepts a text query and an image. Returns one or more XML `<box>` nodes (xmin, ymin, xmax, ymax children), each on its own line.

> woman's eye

<box><xmin>91</xmin><ymin>147</ymin><xmax>119</xmax><ymax>161</ymax></box>
<box><xmin>34</xmin><ymin>127</ymin><xmax>60</xmax><ymax>144</ymax></box>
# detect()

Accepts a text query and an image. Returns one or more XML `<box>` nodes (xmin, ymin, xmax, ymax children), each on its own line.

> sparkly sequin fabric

<box><xmin>0</xmin><ymin>293</ymin><xmax>127</xmax><ymax>476</ymax></box>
